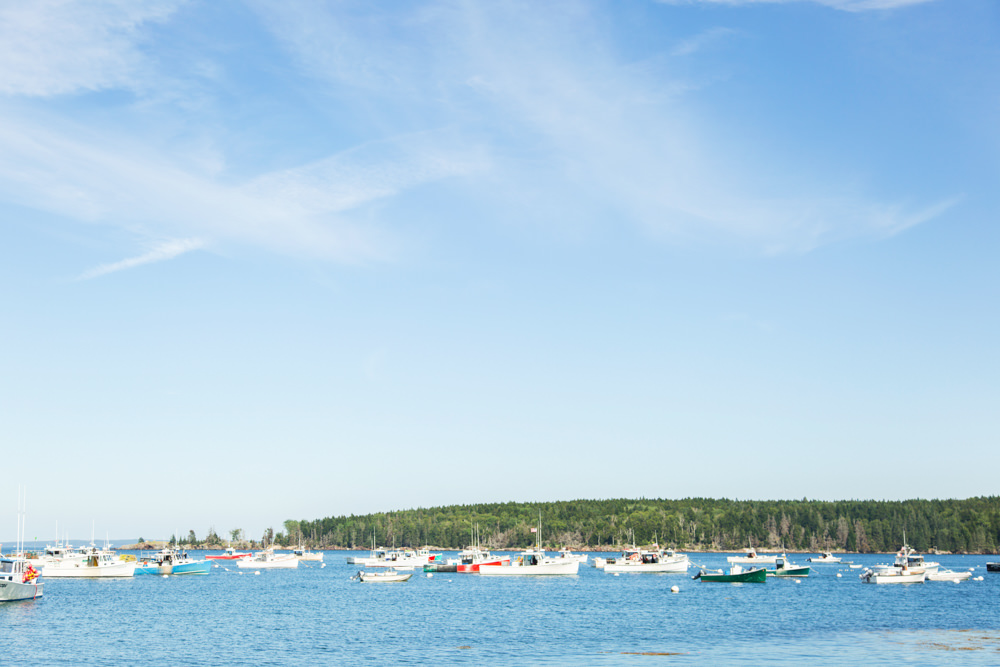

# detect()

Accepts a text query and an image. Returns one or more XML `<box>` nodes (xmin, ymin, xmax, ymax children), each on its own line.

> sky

<box><xmin>1</xmin><ymin>0</ymin><xmax>998</xmax><ymax>543</ymax></box>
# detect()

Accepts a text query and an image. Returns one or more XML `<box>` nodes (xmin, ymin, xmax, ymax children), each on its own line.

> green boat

<box><xmin>765</xmin><ymin>556</ymin><xmax>810</xmax><ymax>577</ymax></box>
<box><xmin>693</xmin><ymin>566</ymin><xmax>767</xmax><ymax>583</ymax></box>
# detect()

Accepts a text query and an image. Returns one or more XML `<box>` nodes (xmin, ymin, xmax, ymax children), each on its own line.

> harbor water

<box><xmin>3</xmin><ymin>551</ymin><xmax>998</xmax><ymax>664</ymax></box>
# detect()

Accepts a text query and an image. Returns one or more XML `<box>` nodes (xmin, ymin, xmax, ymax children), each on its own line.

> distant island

<box><xmin>122</xmin><ymin>497</ymin><xmax>1000</xmax><ymax>554</ymax></box>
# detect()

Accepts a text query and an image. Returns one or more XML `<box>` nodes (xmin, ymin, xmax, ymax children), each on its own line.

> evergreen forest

<box><xmin>276</xmin><ymin>497</ymin><xmax>1000</xmax><ymax>554</ymax></box>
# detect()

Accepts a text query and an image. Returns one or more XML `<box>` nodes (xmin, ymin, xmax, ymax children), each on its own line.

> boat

<box><xmin>236</xmin><ymin>548</ymin><xmax>298</xmax><ymax>569</ymax></box>
<box><xmin>869</xmin><ymin>541</ymin><xmax>940</xmax><ymax>578</ymax></box>
<box><xmin>292</xmin><ymin>546</ymin><xmax>324</xmax><ymax>563</ymax></box>
<box><xmin>694</xmin><ymin>564</ymin><xmax>767</xmax><ymax>583</ymax></box>
<box><xmin>555</xmin><ymin>547</ymin><xmax>588</xmax><ymax>564</ymax></box>
<box><xmin>480</xmin><ymin>551</ymin><xmax>579</xmax><ymax>576</ymax></box>
<box><xmin>765</xmin><ymin>555</ymin><xmax>810</xmax><ymax>577</ymax></box>
<box><xmin>925</xmin><ymin>569</ymin><xmax>971</xmax><ymax>582</ymax></box>
<box><xmin>0</xmin><ymin>555</ymin><xmax>42</xmax><ymax>602</ymax></box>
<box><xmin>479</xmin><ymin>520</ymin><xmax>580</xmax><ymax>576</ymax></box>
<box><xmin>987</xmin><ymin>563</ymin><xmax>1000</xmax><ymax>573</ymax></box>
<box><xmin>42</xmin><ymin>546</ymin><xmax>137</xmax><ymax>578</ymax></box>
<box><xmin>358</xmin><ymin>547</ymin><xmax>438</xmax><ymax>569</ymax></box>
<box><xmin>135</xmin><ymin>548</ymin><xmax>212</xmax><ymax>575</ymax></box>
<box><xmin>727</xmin><ymin>545</ymin><xmax>779</xmax><ymax>565</ymax></box>
<box><xmin>424</xmin><ymin>558</ymin><xmax>459</xmax><ymax>573</ymax></box>
<box><xmin>206</xmin><ymin>546</ymin><xmax>251</xmax><ymax>561</ymax></box>
<box><xmin>455</xmin><ymin>547</ymin><xmax>510</xmax><ymax>573</ymax></box>
<box><xmin>354</xmin><ymin>568</ymin><xmax>412</xmax><ymax>583</ymax></box>
<box><xmin>807</xmin><ymin>552</ymin><xmax>842</xmax><ymax>564</ymax></box>
<box><xmin>603</xmin><ymin>546</ymin><xmax>689</xmax><ymax>574</ymax></box>
<box><xmin>859</xmin><ymin>566</ymin><xmax>925</xmax><ymax>584</ymax></box>
<box><xmin>592</xmin><ymin>556</ymin><xmax>610</xmax><ymax>569</ymax></box>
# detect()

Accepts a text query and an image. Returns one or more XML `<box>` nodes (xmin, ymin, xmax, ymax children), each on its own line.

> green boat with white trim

<box><xmin>765</xmin><ymin>555</ymin><xmax>810</xmax><ymax>577</ymax></box>
<box><xmin>693</xmin><ymin>564</ymin><xmax>767</xmax><ymax>583</ymax></box>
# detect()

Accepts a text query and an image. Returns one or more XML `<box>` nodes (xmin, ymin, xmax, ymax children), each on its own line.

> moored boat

<box><xmin>455</xmin><ymin>547</ymin><xmax>510</xmax><ymax>573</ymax></box>
<box><xmin>0</xmin><ymin>556</ymin><xmax>42</xmax><ymax>602</ymax></box>
<box><xmin>43</xmin><ymin>547</ymin><xmax>136</xmax><ymax>578</ymax></box>
<box><xmin>206</xmin><ymin>546</ymin><xmax>252</xmax><ymax>561</ymax></box>
<box><xmin>765</xmin><ymin>555</ymin><xmax>810</xmax><ymax>577</ymax></box>
<box><xmin>694</xmin><ymin>564</ymin><xmax>767</xmax><ymax>583</ymax></box>
<box><xmin>355</xmin><ymin>568</ymin><xmax>412</xmax><ymax>583</ymax></box>
<box><xmin>807</xmin><ymin>552</ymin><xmax>842</xmax><ymax>564</ymax></box>
<box><xmin>292</xmin><ymin>546</ymin><xmax>324</xmax><ymax>562</ymax></box>
<box><xmin>236</xmin><ymin>548</ymin><xmax>298</xmax><ymax>569</ymax></box>
<box><xmin>727</xmin><ymin>546</ymin><xmax>779</xmax><ymax>565</ymax></box>
<box><xmin>859</xmin><ymin>566</ymin><xmax>925</xmax><ymax>584</ymax></box>
<box><xmin>603</xmin><ymin>546</ymin><xmax>689</xmax><ymax>574</ymax></box>
<box><xmin>135</xmin><ymin>548</ymin><xmax>212</xmax><ymax>575</ymax></box>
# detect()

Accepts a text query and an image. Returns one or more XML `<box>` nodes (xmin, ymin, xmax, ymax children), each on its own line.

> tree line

<box><xmin>274</xmin><ymin>497</ymin><xmax>1000</xmax><ymax>553</ymax></box>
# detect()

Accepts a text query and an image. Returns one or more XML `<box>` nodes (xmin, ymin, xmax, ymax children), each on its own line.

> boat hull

<box><xmin>236</xmin><ymin>555</ymin><xmax>298</xmax><ymax>569</ymax></box>
<box><xmin>604</xmin><ymin>559</ymin><xmax>689</xmax><ymax>574</ymax></box>
<box><xmin>766</xmin><ymin>566</ymin><xmax>810</xmax><ymax>577</ymax></box>
<box><xmin>697</xmin><ymin>568</ymin><xmax>767</xmax><ymax>583</ymax></box>
<box><xmin>479</xmin><ymin>560</ymin><xmax>579</xmax><ymax>576</ymax></box>
<box><xmin>925</xmin><ymin>570</ymin><xmax>971</xmax><ymax>582</ymax></box>
<box><xmin>43</xmin><ymin>561</ymin><xmax>136</xmax><ymax>578</ymax></box>
<box><xmin>455</xmin><ymin>555</ymin><xmax>510</xmax><ymax>573</ymax></box>
<box><xmin>862</xmin><ymin>571</ymin><xmax>925</xmax><ymax>584</ymax></box>
<box><xmin>358</xmin><ymin>571</ymin><xmax>411</xmax><ymax>582</ymax></box>
<box><xmin>0</xmin><ymin>580</ymin><xmax>43</xmax><ymax>601</ymax></box>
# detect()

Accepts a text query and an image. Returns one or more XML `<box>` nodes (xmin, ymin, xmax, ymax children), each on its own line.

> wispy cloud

<box><xmin>0</xmin><ymin>0</ymin><xmax>183</xmax><ymax>97</ymax></box>
<box><xmin>77</xmin><ymin>238</ymin><xmax>206</xmax><ymax>280</ymax></box>
<box><xmin>655</xmin><ymin>0</ymin><xmax>937</xmax><ymax>11</ymax></box>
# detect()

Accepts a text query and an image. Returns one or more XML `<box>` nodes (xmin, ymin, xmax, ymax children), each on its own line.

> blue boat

<box><xmin>135</xmin><ymin>549</ymin><xmax>212</xmax><ymax>575</ymax></box>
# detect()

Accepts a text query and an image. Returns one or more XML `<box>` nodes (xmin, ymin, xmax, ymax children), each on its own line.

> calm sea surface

<box><xmin>3</xmin><ymin>551</ymin><xmax>999</xmax><ymax>665</ymax></box>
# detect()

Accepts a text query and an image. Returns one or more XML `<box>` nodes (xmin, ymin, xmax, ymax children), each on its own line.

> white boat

<box><xmin>0</xmin><ymin>556</ymin><xmax>43</xmax><ymax>602</ymax></box>
<box><xmin>604</xmin><ymin>547</ymin><xmax>690</xmax><ymax>573</ymax></box>
<box><xmin>870</xmin><ymin>543</ymin><xmax>940</xmax><ymax>577</ymax></box>
<box><xmin>236</xmin><ymin>548</ymin><xmax>299</xmax><ymax>569</ymax></box>
<box><xmin>480</xmin><ymin>551</ymin><xmax>580</xmax><ymax>576</ymax></box>
<box><xmin>555</xmin><ymin>547</ymin><xmax>588</xmax><ymax>564</ymax></box>
<box><xmin>42</xmin><ymin>547</ymin><xmax>137</xmax><ymax>578</ymax></box>
<box><xmin>925</xmin><ymin>569</ymin><xmax>971</xmax><ymax>582</ymax></box>
<box><xmin>292</xmin><ymin>546</ymin><xmax>324</xmax><ymax>562</ymax></box>
<box><xmin>592</xmin><ymin>556</ymin><xmax>610</xmax><ymax>569</ymax></box>
<box><xmin>859</xmin><ymin>566</ymin><xmax>925</xmax><ymax>584</ymax></box>
<box><xmin>807</xmin><ymin>552</ymin><xmax>842</xmax><ymax>564</ymax></box>
<box><xmin>727</xmin><ymin>546</ymin><xmax>779</xmax><ymax>565</ymax></box>
<box><xmin>355</xmin><ymin>568</ymin><xmax>412</xmax><ymax>583</ymax></box>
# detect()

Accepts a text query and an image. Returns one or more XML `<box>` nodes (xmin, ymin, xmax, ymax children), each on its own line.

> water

<box><xmin>3</xmin><ymin>552</ymin><xmax>999</xmax><ymax>664</ymax></box>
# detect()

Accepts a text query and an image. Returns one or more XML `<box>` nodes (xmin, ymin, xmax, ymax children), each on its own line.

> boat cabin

<box><xmin>0</xmin><ymin>558</ymin><xmax>33</xmax><ymax>583</ymax></box>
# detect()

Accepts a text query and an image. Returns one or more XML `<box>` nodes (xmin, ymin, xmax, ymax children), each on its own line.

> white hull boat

<box><xmin>356</xmin><ymin>569</ymin><xmax>412</xmax><ymax>582</ymax></box>
<box><xmin>808</xmin><ymin>552</ymin><xmax>842</xmax><ymax>564</ymax></box>
<box><xmin>727</xmin><ymin>551</ymin><xmax>779</xmax><ymax>565</ymax></box>
<box><xmin>0</xmin><ymin>557</ymin><xmax>42</xmax><ymax>601</ymax></box>
<box><xmin>592</xmin><ymin>557</ymin><xmax>609</xmax><ymax>569</ymax></box>
<box><xmin>237</xmin><ymin>549</ymin><xmax>299</xmax><ymax>569</ymax></box>
<box><xmin>860</xmin><ymin>568</ymin><xmax>925</xmax><ymax>584</ymax></box>
<box><xmin>479</xmin><ymin>554</ymin><xmax>579</xmax><ymax>576</ymax></box>
<box><xmin>604</xmin><ymin>548</ymin><xmax>690</xmax><ymax>573</ymax></box>
<box><xmin>43</xmin><ymin>550</ymin><xmax>136</xmax><ymax>578</ymax></box>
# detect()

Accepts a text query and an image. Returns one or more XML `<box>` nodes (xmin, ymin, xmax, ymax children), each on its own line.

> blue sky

<box><xmin>1</xmin><ymin>0</ymin><xmax>997</xmax><ymax>543</ymax></box>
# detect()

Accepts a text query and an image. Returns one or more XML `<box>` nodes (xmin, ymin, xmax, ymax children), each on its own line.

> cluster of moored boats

<box><xmin>0</xmin><ymin>541</ymin><xmax>328</xmax><ymax>602</ymax></box>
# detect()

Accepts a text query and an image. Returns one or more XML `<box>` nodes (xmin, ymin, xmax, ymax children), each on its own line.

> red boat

<box><xmin>206</xmin><ymin>547</ymin><xmax>251</xmax><ymax>561</ymax></box>
<box><xmin>455</xmin><ymin>547</ymin><xmax>510</xmax><ymax>573</ymax></box>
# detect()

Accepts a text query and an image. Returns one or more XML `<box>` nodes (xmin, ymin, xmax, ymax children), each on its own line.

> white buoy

<box><xmin>321</xmin><ymin>563</ymin><xmax>326</xmax><ymax>568</ymax></box>
<box><xmin>953</xmin><ymin>579</ymin><xmax>961</xmax><ymax>584</ymax></box>
<box><xmin>426</xmin><ymin>572</ymin><xmax>434</xmax><ymax>578</ymax></box>
<box><xmin>836</xmin><ymin>573</ymin><xmax>842</xmax><ymax>578</ymax></box>
<box><xmin>161</xmin><ymin>574</ymin><xmax>169</xmax><ymax>579</ymax></box>
<box><xmin>255</xmin><ymin>571</ymin><xmax>261</xmax><ymax>575</ymax></box>
<box><xmin>614</xmin><ymin>573</ymin><xmax>620</xmax><ymax>577</ymax></box>
<box><xmin>670</xmin><ymin>585</ymin><xmax>680</xmax><ymax>593</ymax></box>
<box><xmin>794</xmin><ymin>579</ymin><xmax>801</xmax><ymax>584</ymax></box>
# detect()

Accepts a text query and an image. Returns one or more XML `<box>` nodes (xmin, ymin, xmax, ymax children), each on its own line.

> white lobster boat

<box><xmin>236</xmin><ymin>548</ymin><xmax>299</xmax><ymax>569</ymax></box>
<box><xmin>860</xmin><ymin>567</ymin><xmax>925</xmax><ymax>584</ymax></box>
<box><xmin>807</xmin><ymin>552</ymin><xmax>842</xmax><ymax>564</ymax></box>
<box><xmin>727</xmin><ymin>546</ymin><xmax>779</xmax><ymax>565</ymax></box>
<box><xmin>42</xmin><ymin>547</ymin><xmax>137</xmax><ymax>578</ymax></box>
<box><xmin>0</xmin><ymin>556</ymin><xmax>43</xmax><ymax>602</ymax></box>
<box><xmin>480</xmin><ymin>551</ymin><xmax>580</xmax><ymax>576</ymax></box>
<box><xmin>604</xmin><ymin>547</ymin><xmax>690</xmax><ymax>574</ymax></box>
